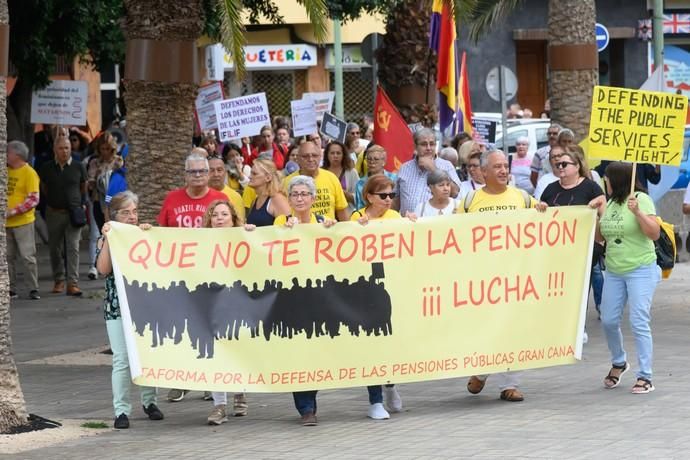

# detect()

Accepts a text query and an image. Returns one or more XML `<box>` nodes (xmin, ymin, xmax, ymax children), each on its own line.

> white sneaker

<box><xmin>383</xmin><ymin>386</ymin><xmax>402</xmax><ymax>413</ymax></box>
<box><xmin>583</xmin><ymin>330</ymin><xmax>589</xmax><ymax>344</ymax></box>
<box><xmin>367</xmin><ymin>402</ymin><xmax>390</xmax><ymax>420</ymax></box>
<box><xmin>88</xmin><ymin>266</ymin><xmax>98</xmax><ymax>280</ymax></box>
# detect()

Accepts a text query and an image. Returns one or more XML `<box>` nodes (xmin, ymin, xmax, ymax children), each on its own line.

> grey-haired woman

<box><xmin>96</xmin><ymin>191</ymin><xmax>163</xmax><ymax>429</ymax></box>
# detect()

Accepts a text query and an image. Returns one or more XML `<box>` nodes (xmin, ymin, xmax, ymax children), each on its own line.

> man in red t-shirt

<box><xmin>157</xmin><ymin>153</ymin><xmax>226</xmax><ymax>228</ymax></box>
<box><xmin>158</xmin><ymin>152</ymin><xmax>226</xmax><ymax>403</ymax></box>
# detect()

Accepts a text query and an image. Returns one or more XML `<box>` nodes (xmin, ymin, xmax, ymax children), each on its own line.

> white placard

<box><xmin>205</xmin><ymin>44</ymin><xmax>225</xmax><ymax>81</ymax></box>
<box><xmin>195</xmin><ymin>82</ymin><xmax>225</xmax><ymax>131</ymax></box>
<box><xmin>302</xmin><ymin>91</ymin><xmax>335</xmax><ymax>121</ymax></box>
<box><xmin>30</xmin><ymin>80</ymin><xmax>88</xmax><ymax>125</ymax></box>
<box><xmin>214</xmin><ymin>93</ymin><xmax>270</xmax><ymax>142</ymax></box>
<box><xmin>291</xmin><ymin>99</ymin><xmax>318</xmax><ymax>137</ymax></box>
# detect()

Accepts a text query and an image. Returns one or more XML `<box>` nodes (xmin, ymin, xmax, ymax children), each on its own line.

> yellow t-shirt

<box><xmin>350</xmin><ymin>207</ymin><xmax>401</xmax><ymax>221</ymax></box>
<box><xmin>273</xmin><ymin>213</ymin><xmax>319</xmax><ymax>226</ymax></box>
<box><xmin>282</xmin><ymin>169</ymin><xmax>348</xmax><ymax>219</ymax></box>
<box><xmin>456</xmin><ymin>186</ymin><xmax>536</xmax><ymax>214</ymax></box>
<box><xmin>355</xmin><ymin>151</ymin><xmax>368</xmax><ymax>177</ymax></box>
<box><xmin>7</xmin><ymin>164</ymin><xmax>40</xmax><ymax>228</ymax></box>
<box><xmin>221</xmin><ymin>185</ymin><xmax>246</xmax><ymax>222</ymax></box>
<box><xmin>242</xmin><ymin>186</ymin><xmax>256</xmax><ymax>210</ymax></box>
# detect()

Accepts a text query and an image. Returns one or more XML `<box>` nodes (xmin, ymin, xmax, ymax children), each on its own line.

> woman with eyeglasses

<box><xmin>414</xmin><ymin>170</ymin><xmax>457</xmax><ymax>217</ymax></box>
<box><xmin>323</xmin><ymin>141</ymin><xmax>359</xmax><ymax>212</ymax></box>
<box><xmin>345</xmin><ymin>122</ymin><xmax>365</xmax><ymax>164</ymax></box>
<box><xmin>354</xmin><ymin>145</ymin><xmax>397</xmax><ymax>209</ymax></box>
<box><xmin>457</xmin><ymin>141</ymin><xmax>484</xmax><ymax>182</ymax></box>
<box><xmin>540</xmin><ymin>146</ymin><xmax>603</xmax><ymax>208</ymax></box>
<box><xmin>541</xmin><ymin>146</ymin><xmax>604</xmax><ymax>344</ymax></box>
<box><xmin>350</xmin><ymin>174</ymin><xmax>406</xmax><ymax>419</ymax></box>
<box><xmin>459</xmin><ymin>150</ymin><xmax>485</xmax><ymax>201</ymax></box>
<box><xmin>274</xmin><ymin>175</ymin><xmax>336</xmax><ymax>426</ymax></box>
<box><xmin>590</xmin><ymin>162</ymin><xmax>661</xmax><ymax>394</ymax></box>
<box><xmin>97</xmin><ymin>191</ymin><xmax>164</xmax><ymax>429</ymax></box>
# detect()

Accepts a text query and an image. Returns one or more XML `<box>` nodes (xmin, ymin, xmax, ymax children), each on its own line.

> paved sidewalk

<box><xmin>5</xmin><ymin>244</ymin><xmax>690</xmax><ymax>459</ymax></box>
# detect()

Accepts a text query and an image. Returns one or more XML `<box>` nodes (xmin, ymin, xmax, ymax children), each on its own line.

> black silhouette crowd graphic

<box><xmin>123</xmin><ymin>262</ymin><xmax>393</xmax><ymax>358</ymax></box>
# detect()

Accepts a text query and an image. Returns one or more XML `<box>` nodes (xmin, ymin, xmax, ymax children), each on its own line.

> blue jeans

<box><xmin>591</xmin><ymin>261</ymin><xmax>603</xmax><ymax>307</ymax></box>
<box><xmin>367</xmin><ymin>386</ymin><xmax>382</xmax><ymax>404</ymax></box>
<box><xmin>600</xmin><ymin>263</ymin><xmax>660</xmax><ymax>380</ymax></box>
<box><xmin>292</xmin><ymin>391</ymin><xmax>317</xmax><ymax>415</ymax></box>
<box><xmin>107</xmin><ymin>318</ymin><xmax>157</xmax><ymax>416</ymax></box>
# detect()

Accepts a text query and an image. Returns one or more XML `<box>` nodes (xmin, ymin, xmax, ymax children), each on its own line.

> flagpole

<box><xmin>334</xmin><ymin>18</ymin><xmax>345</xmax><ymax>119</ymax></box>
<box><xmin>652</xmin><ymin>0</ymin><xmax>664</xmax><ymax>70</ymax></box>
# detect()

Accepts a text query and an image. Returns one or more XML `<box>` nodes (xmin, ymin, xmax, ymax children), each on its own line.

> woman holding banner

<box><xmin>201</xmin><ymin>199</ymin><xmax>253</xmax><ymax>424</ymax></box>
<box><xmin>540</xmin><ymin>146</ymin><xmax>604</xmax><ymax>343</ymax></box>
<box><xmin>350</xmin><ymin>174</ymin><xmax>406</xmax><ymax>420</ymax></box>
<box><xmin>591</xmin><ymin>162</ymin><xmax>661</xmax><ymax>394</ymax></box>
<box><xmin>275</xmin><ymin>175</ymin><xmax>336</xmax><ymax>426</ymax></box>
<box><xmin>96</xmin><ymin>191</ymin><xmax>164</xmax><ymax>429</ymax></box>
<box><xmin>413</xmin><ymin>170</ymin><xmax>457</xmax><ymax>218</ymax></box>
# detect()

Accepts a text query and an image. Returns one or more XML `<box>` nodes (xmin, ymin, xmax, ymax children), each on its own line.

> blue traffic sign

<box><xmin>595</xmin><ymin>23</ymin><xmax>609</xmax><ymax>53</ymax></box>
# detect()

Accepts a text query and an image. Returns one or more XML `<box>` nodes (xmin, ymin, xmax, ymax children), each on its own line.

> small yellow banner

<box><xmin>108</xmin><ymin>207</ymin><xmax>595</xmax><ymax>392</ymax></box>
<box><xmin>588</xmin><ymin>85</ymin><xmax>687</xmax><ymax>166</ymax></box>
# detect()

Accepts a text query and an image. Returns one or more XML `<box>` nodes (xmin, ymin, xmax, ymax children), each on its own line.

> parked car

<box><xmin>472</xmin><ymin>113</ymin><xmax>550</xmax><ymax>155</ymax></box>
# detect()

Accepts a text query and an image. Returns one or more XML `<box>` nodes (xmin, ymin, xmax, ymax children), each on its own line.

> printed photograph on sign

<box><xmin>588</xmin><ymin>85</ymin><xmax>688</xmax><ymax>166</ymax></box>
<box><xmin>320</xmin><ymin>112</ymin><xmax>347</xmax><ymax>144</ymax></box>
<box><xmin>214</xmin><ymin>92</ymin><xmax>270</xmax><ymax>142</ymax></box>
<box><xmin>195</xmin><ymin>82</ymin><xmax>225</xmax><ymax>131</ymax></box>
<box><xmin>291</xmin><ymin>99</ymin><xmax>318</xmax><ymax>137</ymax></box>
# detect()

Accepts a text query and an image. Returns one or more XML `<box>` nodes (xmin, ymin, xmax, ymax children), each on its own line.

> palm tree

<box><xmin>545</xmin><ymin>0</ymin><xmax>597</xmax><ymax>141</ymax></box>
<box><xmin>124</xmin><ymin>0</ymin><xmax>327</xmax><ymax>223</ymax></box>
<box><xmin>0</xmin><ymin>0</ymin><xmax>30</xmax><ymax>433</ymax></box>
<box><xmin>463</xmin><ymin>0</ymin><xmax>597</xmax><ymax>141</ymax></box>
<box><xmin>376</xmin><ymin>0</ymin><xmax>597</xmax><ymax>138</ymax></box>
<box><xmin>377</xmin><ymin>0</ymin><xmax>437</xmax><ymax>126</ymax></box>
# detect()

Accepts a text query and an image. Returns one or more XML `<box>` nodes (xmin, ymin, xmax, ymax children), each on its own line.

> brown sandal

<box><xmin>467</xmin><ymin>376</ymin><xmax>486</xmax><ymax>394</ymax></box>
<box><xmin>603</xmin><ymin>362</ymin><xmax>629</xmax><ymax>389</ymax></box>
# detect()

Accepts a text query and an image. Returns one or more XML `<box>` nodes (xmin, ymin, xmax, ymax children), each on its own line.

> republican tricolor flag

<box><xmin>430</xmin><ymin>0</ymin><xmax>473</xmax><ymax>137</ymax></box>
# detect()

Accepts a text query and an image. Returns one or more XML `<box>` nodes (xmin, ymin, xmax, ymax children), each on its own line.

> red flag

<box><xmin>373</xmin><ymin>86</ymin><xmax>414</xmax><ymax>172</ymax></box>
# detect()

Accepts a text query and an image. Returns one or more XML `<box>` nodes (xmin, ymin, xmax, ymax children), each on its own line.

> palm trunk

<box><xmin>123</xmin><ymin>1</ymin><xmax>204</xmax><ymax>223</ymax></box>
<box><xmin>0</xmin><ymin>0</ymin><xmax>30</xmax><ymax>433</ymax></box>
<box><xmin>547</xmin><ymin>0</ymin><xmax>598</xmax><ymax>141</ymax></box>
<box><xmin>377</xmin><ymin>0</ymin><xmax>437</xmax><ymax>127</ymax></box>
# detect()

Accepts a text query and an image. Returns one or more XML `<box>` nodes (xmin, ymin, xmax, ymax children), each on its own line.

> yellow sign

<box><xmin>108</xmin><ymin>207</ymin><xmax>596</xmax><ymax>392</ymax></box>
<box><xmin>588</xmin><ymin>85</ymin><xmax>687</xmax><ymax>166</ymax></box>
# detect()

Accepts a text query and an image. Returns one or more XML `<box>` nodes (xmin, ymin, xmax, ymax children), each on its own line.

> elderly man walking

<box><xmin>7</xmin><ymin>141</ymin><xmax>41</xmax><ymax>300</ymax></box>
<box><xmin>458</xmin><ymin>149</ymin><xmax>546</xmax><ymax>402</ymax></box>
<box><xmin>39</xmin><ymin>136</ymin><xmax>87</xmax><ymax>296</ymax></box>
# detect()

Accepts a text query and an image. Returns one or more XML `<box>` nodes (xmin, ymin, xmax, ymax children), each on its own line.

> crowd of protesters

<box><xmin>6</xmin><ymin>114</ymin><xmax>666</xmax><ymax>428</ymax></box>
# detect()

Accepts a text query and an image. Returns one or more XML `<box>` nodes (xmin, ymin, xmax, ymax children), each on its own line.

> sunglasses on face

<box><xmin>555</xmin><ymin>161</ymin><xmax>576</xmax><ymax>169</ymax></box>
<box><xmin>372</xmin><ymin>192</ymin><xmax>396</xmax><ymax>199</ymax></box>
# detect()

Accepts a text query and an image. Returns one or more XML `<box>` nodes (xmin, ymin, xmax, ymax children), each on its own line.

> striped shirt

<box><xmin>394</xmin><ymin>157</ymin><xmax>461</xmax><ymax>215</ymax></box>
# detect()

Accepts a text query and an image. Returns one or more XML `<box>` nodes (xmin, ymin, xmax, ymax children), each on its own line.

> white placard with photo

<box><xmin>291</xmin><ymin>99</ymin><xmax>318</xmax><ymax>137</ymax></box>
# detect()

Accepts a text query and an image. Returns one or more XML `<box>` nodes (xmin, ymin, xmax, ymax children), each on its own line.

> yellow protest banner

<box><xmin>107</xmin><ymin>207</ymin><xmax>595</xmax><ymax>392</ymax></box>
<box><xmin>588</xmin><ymin>85</ymin><xmax>687</xmax><ymax>166</ymax></box>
